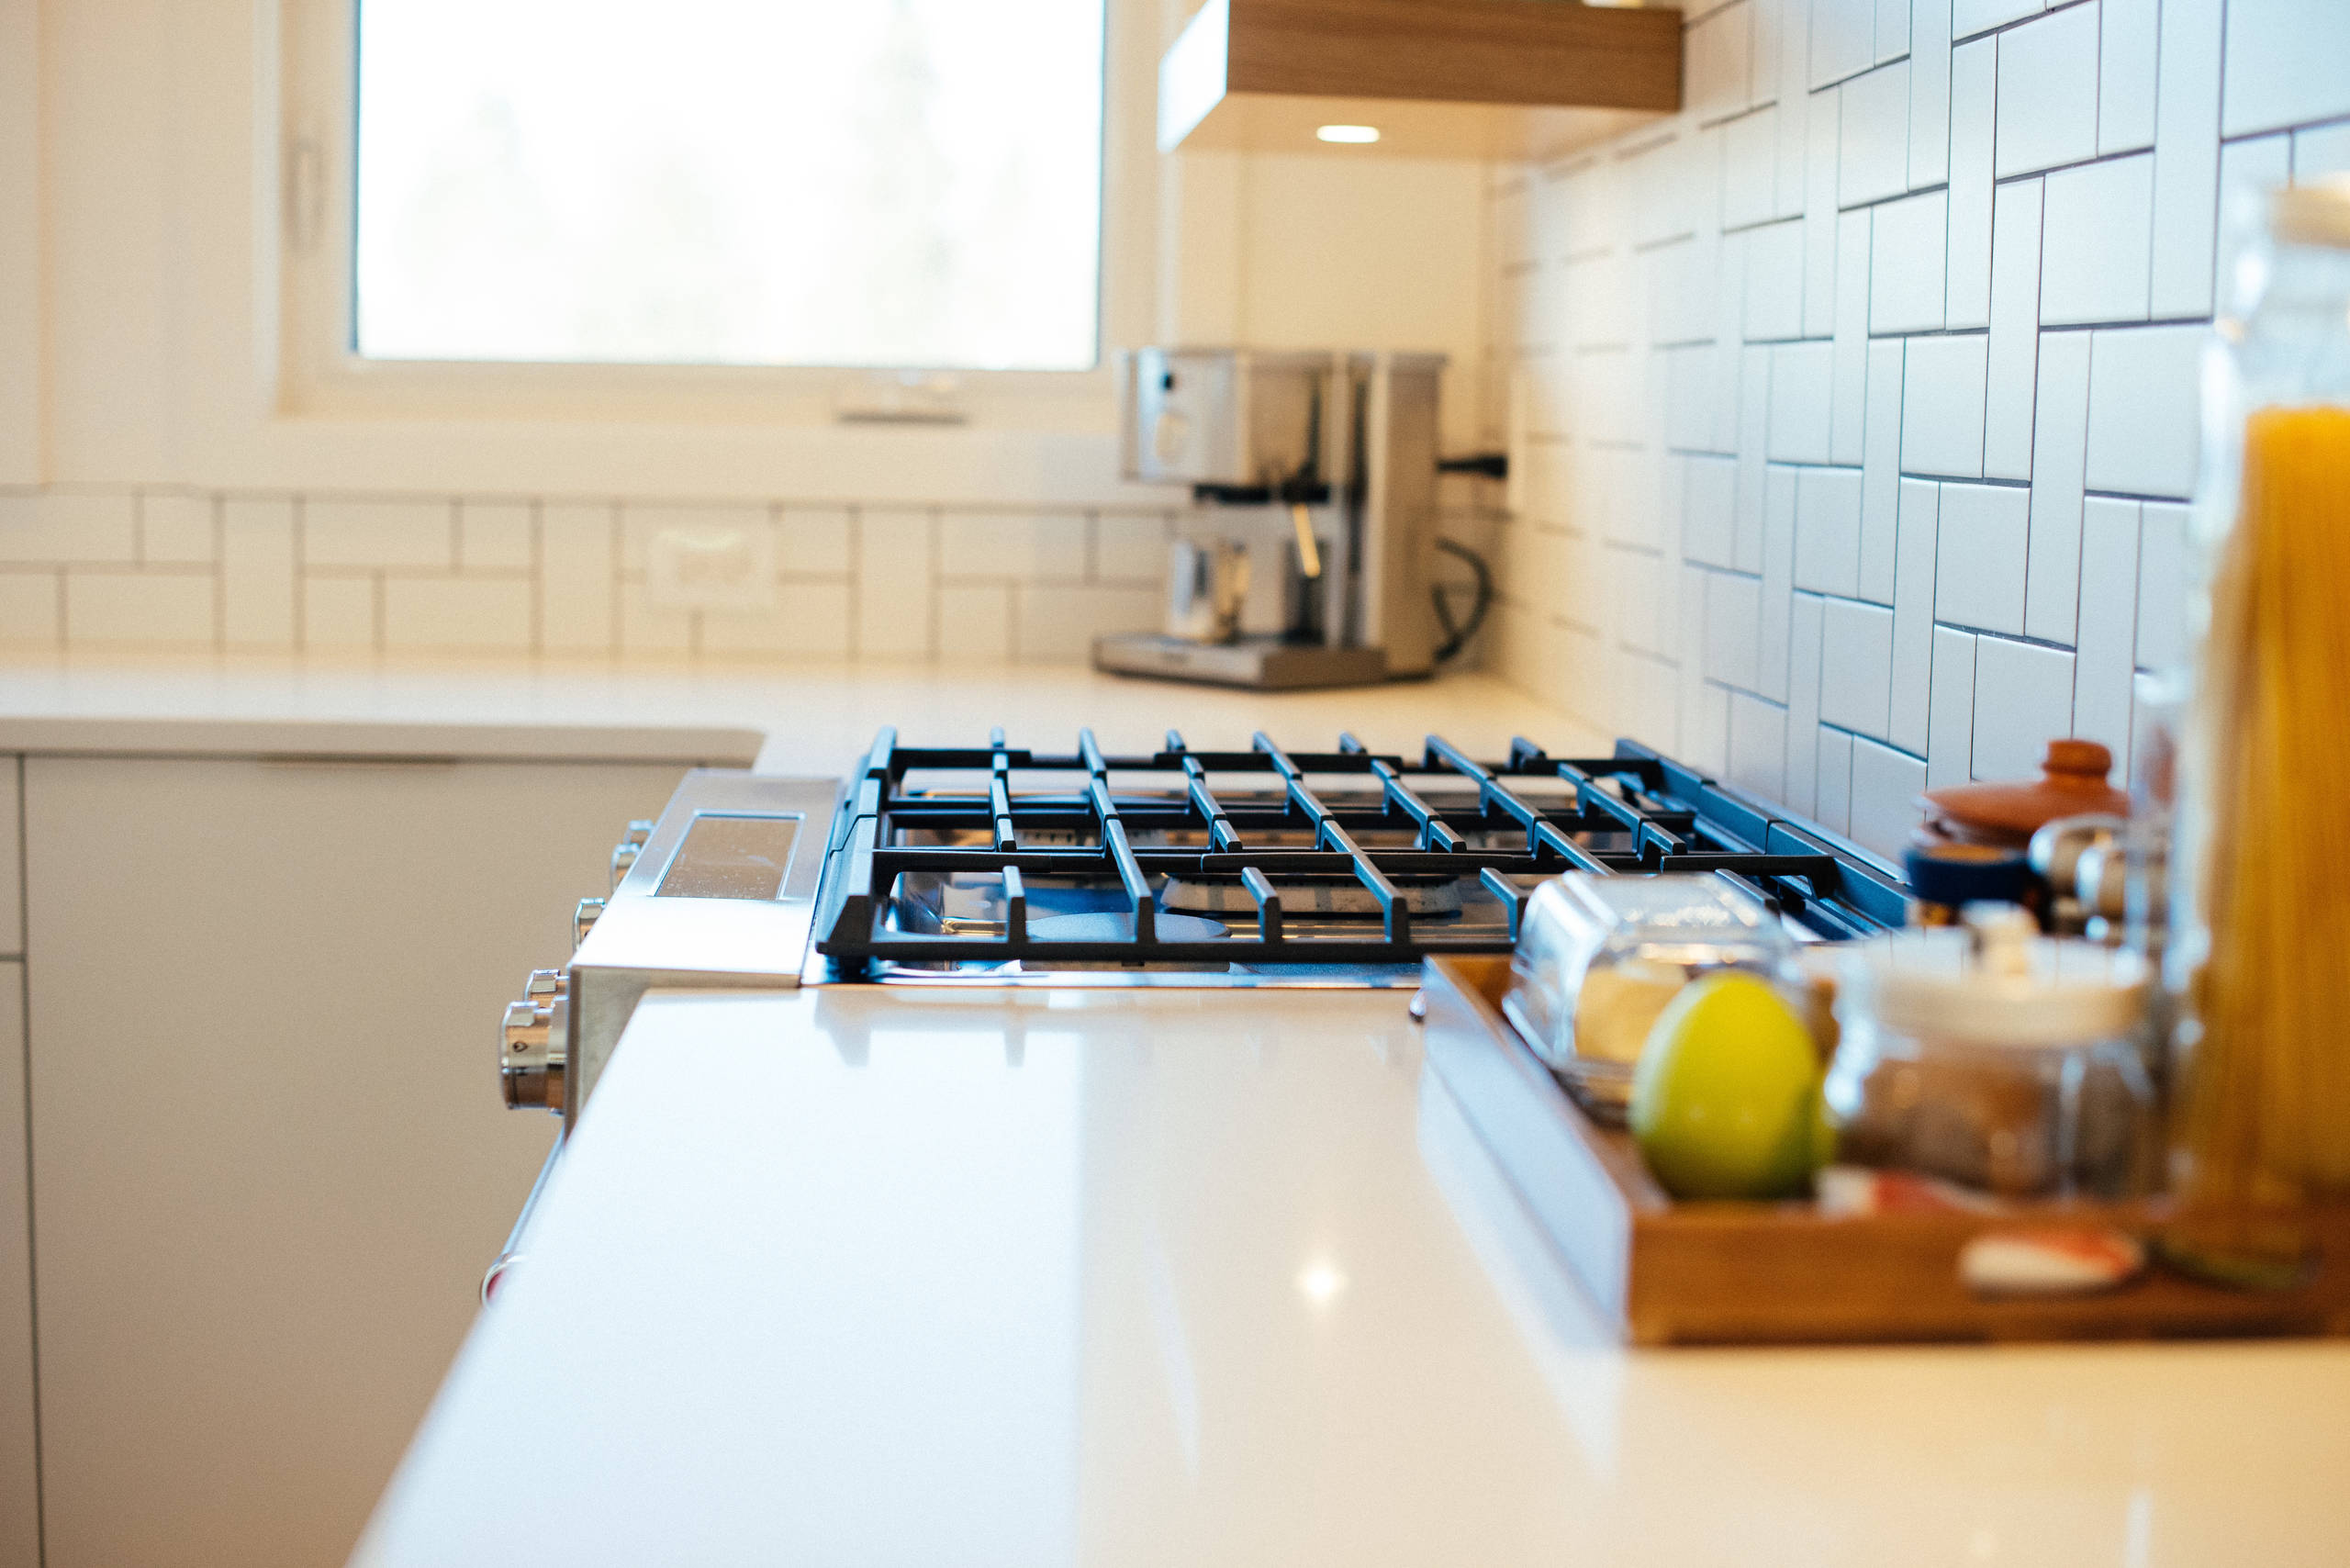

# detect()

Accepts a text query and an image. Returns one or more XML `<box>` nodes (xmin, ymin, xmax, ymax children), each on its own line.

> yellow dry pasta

<box><xmin>2185</xmin><ymin>405</ymin><xmax>2350</xmax><ymax>1204</ymax></box>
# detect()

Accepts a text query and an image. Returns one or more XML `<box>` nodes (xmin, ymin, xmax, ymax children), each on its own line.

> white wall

<box><xmin>0</xmin><ymin>0</ymin><xmax>1499</xmax><ymax>662</ymax></box>
<box><xmin>1489</xmin><ymin>0</ymin><xmax>2350</xmax><ymax>860</ymax></box>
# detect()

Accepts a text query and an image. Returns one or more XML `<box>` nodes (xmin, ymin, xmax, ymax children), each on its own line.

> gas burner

<box><xmin>812</xmin><ymin>727</ymin><xmax>1906</xmax><ymax>978</ymax></box>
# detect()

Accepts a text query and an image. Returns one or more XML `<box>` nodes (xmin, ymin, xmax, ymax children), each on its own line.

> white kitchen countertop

<box><xmin>0</xmin><ymin>653</ymin><xmax>1606</xmax><ymax>770</ymax></box>
<box><xmin>355</xmin><ymin>988</ymin><xmax>2350</xmax><ymax>1568</ymax></box>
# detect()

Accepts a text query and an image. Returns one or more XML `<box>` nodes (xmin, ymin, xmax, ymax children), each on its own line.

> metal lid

<box><xmin>1841</xmin><ymin>913</ymin><xmax>2148</xmax><ymax>1047</ymax></box>
<box><xmin>2272</xmin><ymin>177</ymin><xmax>2350</xmax><ymax>249</ymax></box>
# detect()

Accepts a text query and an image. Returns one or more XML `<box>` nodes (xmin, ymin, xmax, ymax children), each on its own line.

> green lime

<box><xmin>1629</xmin><ymin>972</ymin><xmax>1825</xmax><ymax>1201</ymax></box>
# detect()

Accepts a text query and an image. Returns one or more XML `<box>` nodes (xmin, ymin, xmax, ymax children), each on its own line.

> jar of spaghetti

<box><xmin>2166</xmin><ymin>176</ymin><xmax>2350</xmax><ymax>1282</ymax></box>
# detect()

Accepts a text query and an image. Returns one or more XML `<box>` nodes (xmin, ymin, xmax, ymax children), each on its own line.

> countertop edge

<box><xmin>0</xmin><ymin>715</ymin><xmax>767</xmax><ymax>765</ymax></box>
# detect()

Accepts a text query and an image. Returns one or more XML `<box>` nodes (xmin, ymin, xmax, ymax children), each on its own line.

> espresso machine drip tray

<box><xmin>1091</xmin><ymin>633</ymin><xmax>1387</xmax><ymax>690</ymax></box>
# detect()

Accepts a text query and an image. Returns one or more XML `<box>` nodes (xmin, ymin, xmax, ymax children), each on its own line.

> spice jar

<box><xmin>1825</xmin><ymin>907</ymin><xmax>2155</xmax><ymax>1200</ymax></box>
<box><xmin>2166</xmin><ymin>176</ymin><xmax>2350</xmax><ymax>1281</ymax></box>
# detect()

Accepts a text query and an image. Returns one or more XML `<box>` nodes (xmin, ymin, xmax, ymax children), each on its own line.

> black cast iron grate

<box><xmin>813</xmin><ymin>727</ymin><xmax>1907</xmax><ymax>969</ymax></box>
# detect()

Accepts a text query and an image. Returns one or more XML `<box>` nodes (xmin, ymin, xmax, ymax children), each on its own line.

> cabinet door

<box><xmin>0</xmin><ymin>959</ymin><xmax>34</xmax><ymax>1568</ymax></box>
<box><xmin>24</xmin><ymin>756</ymin><xmax>687</xmax><ymax>1568</ymax></box>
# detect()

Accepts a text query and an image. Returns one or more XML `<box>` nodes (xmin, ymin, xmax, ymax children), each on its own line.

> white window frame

<box><xmin>274</xmin><ymin>0</ymin><xmax>1156</xmax><ymax>431</ymax></box>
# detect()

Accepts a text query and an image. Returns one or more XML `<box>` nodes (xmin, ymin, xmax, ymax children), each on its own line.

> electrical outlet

<box><xmin>648</xmin><ymin>526</ymin><xmax>777</xmax><ymax>613</ymax></box>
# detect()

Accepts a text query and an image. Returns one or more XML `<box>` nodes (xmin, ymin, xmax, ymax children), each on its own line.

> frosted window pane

<box><xmin>354</xmin><ymin>0</ymin><xmax>1103</xmax><ymax>370</ymax></box>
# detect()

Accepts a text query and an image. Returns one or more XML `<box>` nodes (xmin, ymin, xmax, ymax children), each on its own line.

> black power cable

<box><xmin>1431</xmin><ymin>538</ymin><xmax>1493</xmax><ymax>664</ymax></box>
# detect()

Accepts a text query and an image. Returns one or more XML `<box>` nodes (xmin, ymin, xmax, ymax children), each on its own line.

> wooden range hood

<box><xmin>1158</xmin><ymin>0</ymin><xmax>1684</xmax><ymax>162</ymax></box>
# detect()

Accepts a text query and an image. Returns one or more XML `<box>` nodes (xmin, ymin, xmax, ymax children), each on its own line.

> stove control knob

<box><xmin>610</xmin><ymin>843</ymin><xmax>639</xmax><ymax>890</ymax></box>
<box><xmin>499</xmin><ymin>995</ymin><xmax>567</xmax><ymax>1113</ymax></box>
<box><xmin>524</xmin><ymin>968</ymin><xmax>566</xmax><ymax>1002</ymax></box>
<box><xmin>574</xmin><ymin>897</ymin><xmax>606</xmax><ymax>947</ymax></box>
<box><xmin>621</xmin><ymin>819</ymin><xmax>655</xmax><ymax>847</ymax></box>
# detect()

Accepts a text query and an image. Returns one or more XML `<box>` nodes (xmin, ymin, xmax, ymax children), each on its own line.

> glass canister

<box><xmin>1826</xmin><ymin>908</ymin><xmax>2155</xmax><ymax>1200</ymax></box>
<box><xmin>2165</xmin><ymin>177</ymin><xmax>2350</xmax><ymax>1278</ymax></box>
<box><xmin>1504</xmin><ymin>874</ymin><xmax>1797</xmax><ymax>1124</ymax></box>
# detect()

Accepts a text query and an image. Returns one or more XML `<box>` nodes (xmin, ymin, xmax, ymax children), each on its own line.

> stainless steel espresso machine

<box><xmin>1096</xmin><ymin>348</ymin><xmax>1445</xmax><ymax>689</ymax></box>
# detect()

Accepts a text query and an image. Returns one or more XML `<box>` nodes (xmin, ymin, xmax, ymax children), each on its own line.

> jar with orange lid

<box><xmin>2165</xmin><ymin>176</ymin><xmax>2350</xmax><ymax>1283</ymax></box>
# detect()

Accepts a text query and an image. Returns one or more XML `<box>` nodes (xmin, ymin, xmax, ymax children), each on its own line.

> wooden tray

<box><xmin>1419</xmin><ymin>954</ymin><xmax>2350</xmax><ymax>1346</ymax></box>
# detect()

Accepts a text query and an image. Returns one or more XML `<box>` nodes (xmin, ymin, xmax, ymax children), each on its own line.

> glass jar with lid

<box><xmin>1825</xmin><ymin>907</ymin><xmax>2155</xmax><ymax>1200</ymax></box>
<box><xmin>2165</xmin><ymin>176</ymin><xmax>2350</xmax><ymax>1276</ymax></box>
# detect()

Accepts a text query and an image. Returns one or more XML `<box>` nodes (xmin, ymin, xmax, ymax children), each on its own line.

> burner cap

<box><xmin>1027</xmin><ymin>911</ymin><xmax>1227</xmax><ymax>944</ymax></box>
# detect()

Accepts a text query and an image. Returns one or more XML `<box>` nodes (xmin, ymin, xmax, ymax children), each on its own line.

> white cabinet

<box><xmin>1</xmin><ymin>953</ymin><xmax>35</xmax><ymax>1568</ymax></box>
<box><xmin>22</xmin><ymin>755</ymin><xmax>692</xmax><ymax>1568</ymax></box>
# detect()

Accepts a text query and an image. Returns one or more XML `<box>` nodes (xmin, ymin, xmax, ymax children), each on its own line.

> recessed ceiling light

<box><xmin>1315</xmin><ymin>124</ymin><xmax>1380</xmax><ymax>144</ymax></box>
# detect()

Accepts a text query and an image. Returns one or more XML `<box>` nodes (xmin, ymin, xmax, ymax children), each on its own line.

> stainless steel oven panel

<box><xmin>566</xmin><ymin>770</ymin><xmax>842</xmax><ymax>1116</ymax></box>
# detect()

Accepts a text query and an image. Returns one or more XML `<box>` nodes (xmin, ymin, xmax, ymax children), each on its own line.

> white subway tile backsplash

<box><xmin>1014</xmin><ymin>584</ymin><xmax>1159</xmax><ymax>663</ymax></box>
<box><xmin>694</xmin><ymin>582</ymin><xmax>852</xmax><ymax>658</ymax></box>
<box><xmin>0</xmin><ymin>492</ymin><xmax>134</xmax><ymax>564</ymax></box>
<box><xmin>457</xmin><ymin>502</ymin><xmax>534</xmax><ymax>573</ymax></box>
<box><xmin>1735</xmin><ymin>345</ymin><xmax>1772</xmax><ymax>570</ymax></box>
<box><xmin>1728</xmin><ymin>690</ymin><xmax>1789</xmax><ymax>801</ymax></box>
<box><xmin>383</xmin><ymin>576</ymin><xmax>532</xmax><ymax>654</ymax></box>
<box><xmin>1774</xmin><ymin>0</ymin><xmax>1817</xmax><ymax>215</ymax></box>
<box><xmin>939</xmin><ymin>512</ymin><xmax>1088</xmax><ymax>580</ymax></box>
<box><xmin>1767</xmin><ymin>342</ymin><xmax>1835</xmax><ymax>461</ymax></box>
<box><xmin>1908</xmin><ymin>0</ymin><xmax>1953</xmax><ymax>188</ymax></box>
<box><xmin>306</xmin><ymin>498</ymin><xmax>453</xmax><ymax>571</ymax></box>
<box><xmin>1689</xmin><ymin>4</ymin><xmax>1756</xmax><ymax>127</ymax></box>
<box><xmin>2025</xmin><ymin>330</ymin><xmax>2091</xmax><ymax>641</ymax></box>
<box><xmin>0</xmin><ymin>573</ymin><xmax>59</xmax><ymax>645</ymax></box>
<box><xmin>540</xmin><ymin>503</ymin><xmax>616</xmax><ymax>654</ymax></box>
<box><xmin>1889</xmin><ymin>476</ymin><xmax>1939</xmax><ymax>751</ymax></box>
<box><xmin>1841</xmin><ymin>62</ymin><xmax>1914</xmax><ymax>207</ymax></box>
<box><xmin>138</xmin><ymin>493</ymin><xmax>216</xmax><ymax>566</ymax></box>
<box><xmin>1944</xmin><ymin>38</ymin><xmax>1998</xmax><ymax>330</ymax></box>
<box><xmin>1953</xmin><ymin>0</ymin><xmax>2039</xmax><ymax>41</ymax></box>
<box><xmin>2297</xmin><ymin>122</ymin><xmax>2350</xmax><ymax>183</ymax></box>
<box><xmin>1095</xmin><ymin>515</ymin><xmax>1171</xmax><ymax>583</ymax></box>
<box><xmin>1705</xmin><ymin>568</ymin><xmax>1764</xmax><ymax>689</ymax></box>
<box><xmin>1875</xmin><ymin>0</ymin><xmax>1909</xmax><ymax>62</ymax></box>
<box><xmin>1743</xmin><ymin>218</ymin><xmax>1807</xmax><ymax>340</ymax></box>
<box><xmin>2221</xmin><ymin>0</ymin><xmax>2350</xmax><ymax>139</ymax></box>
<box><xmin>1814</xmin><ymin>0</ymin><xmax>1877</xmax><ymax>90</ymax></box>
<box><xmin>1926</xmin><ymin>625</ymin><xmax>1978</xmax><ymax>785</ymax></box>
<box><xmin>303</xmin><ymin>575</ymin><xmax>377</xmax><ymax>652</ymax></box>
<box><xmin>1786</xmin><ymin>590</ymin><xmax>1826</xmax><ymax>810</ymax></box>
<box><xmin>2150</xmin><ymin>0</ymin><xmax>2223</xmax><ymax>318</ymax></box>
<box><xmin>1805</xmin><ymin>95</ymin><xmax>1843</xmax><ymax>333</ymax></box>
<box><xmin>2134</xmin><ymin>500</ymin><xmax>2188</xmax><ymax>673</ymax></box>
<box><xmin>1820</xmin><ymin>597</ymin><xmax>1896</xmax><ymax>734</ymax></box>
<box><xmin>1685</xmin><ymin>679</ymin><xmax>1733</xmax><ymax>775</ymax></box>
<box><xmin>1984</xmin><ymin>179</ymin><xmax>2044</xmax><ymax>479</ymax></box>
<box><xmin>1971</xmin><ymin>634</ymin><xmax>2076</xmax><ymax>779</ymax></box>
<box><xmin>856</xmin><ymin>510</ymin><xmax>935</xmax><ymax>658</ymax></box>
<box><xmin>2040</xmin><ymin>152</ymin><xmax>2154</xmax><ymax>325</ymax></box>
<box><xmin>221</xmin><ymin>498</ymin><xmax>296</xmax><ymax>649</ymax></box>
<box><xmin>2072</xmin><ymin>497</ymin><xmax>2141</xmax><ymax>756</ymax></box>
<box><xmin>617</xmin><ymin>580</ymin><xmax>694</xmax><ymax>655</ymax></box>
<box><xmin>2098</xmin><ymin>0</ymin><xmax>2157</xmax><ymax>154</ymax></box>
<box><xmin>1794</xmin><ymin>466</ymin><xmax>1865</xmax><ymax>596</ymax></box>
<box><xmin>1995</xmin><ymin>3</ymin><xmax>2101</xmax><ymax>177</ymax></box>
<box><xmin>63</xmin><ymin>571</ymin><xmax>214</xmax><ymax>646</ymax></box>
<box><xmin>1759</xmin><ymin>467</ymin><xmax>1797</xmax><ymax>700</ymax></box>
<box><xmin>1723</xmin><ymin>108</ymin><xmax>1782</xmax><ymax>231</ymax></box>
<box><xmin>1831</xmin><ymin>210</ymin><xmax>1873</xmax><ymax>460</ymax></box>
<box><xmin>1900</xmin><ymin>333</ymin><xmax>1989</xmax><ymax>477</ymax></box>
<box><xmin>1684</xmin><ymin>454</ymin><xmax>1740</xmax><ymax>567</ymax></box>
<box><xmin>1859</xmin><ymin>339</ymin><xmax>1906</xmax><ymax>602</ymax></box>
<box><xmin>1815</xmin><ymin>724</ymin><xmax>1855</xmax><ymax>833</ymax></box>
<box><xmin>1849</xmin><ymin>737</ymin><xmax>1928</xmax><ymax>860</ymax></box>
<box><xmin>1932</xmin><ymin>480</ymin><xmax>2030</xmax><ymax>633</ymax></box>
<box><xmin>2085</xmin><ymin>325</ymin><xmax>2202</xmax><ymax>498</ymax></box>
<box><xmin>778</xmin><ymin>507</ymin><xmax>855</xmax><ymax>577</ymax></box>
<box><xmin>1869</xmin><ymin>190</ymin><xmax>1948</xmax><ymax>333</ymax></box>
<box><xmin>933</xmin><ymin>583</ymin><xmax>1013</xmax><ymax>664</ymax></box>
